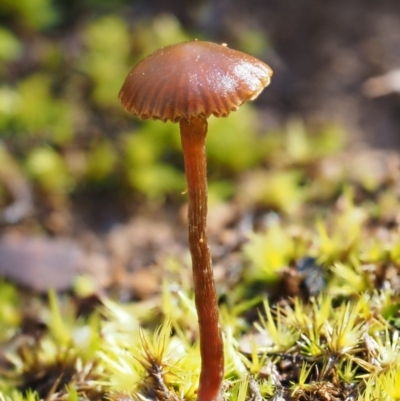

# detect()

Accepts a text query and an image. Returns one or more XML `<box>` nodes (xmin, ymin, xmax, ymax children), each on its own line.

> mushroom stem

<box><xmin>180</xmin><ymin>116</ymin><xmax>224</xmax><ymax>401</ymax></box>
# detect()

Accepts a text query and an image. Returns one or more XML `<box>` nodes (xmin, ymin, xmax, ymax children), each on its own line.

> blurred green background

<box><xmin>0</xmin><ymin>0</ymin><xmax>273</xmax><ymax>212</ymax></box>
<box><xmin>0</xmin><ymin>0</ymin><xmax>399</xmax><ymax>226</ymax></box>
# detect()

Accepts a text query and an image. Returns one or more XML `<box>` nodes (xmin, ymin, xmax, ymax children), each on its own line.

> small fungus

<box><xmin>119</xmin><ymin>40</ymin><xmax>272</xmax><ymax>401</ymax></box>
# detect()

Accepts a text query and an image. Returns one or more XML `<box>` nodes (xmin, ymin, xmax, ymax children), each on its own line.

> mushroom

<box><xmin>119</xmin><ymin>40</ymin><xmax>272</xmax><ymax>401</ymax></box>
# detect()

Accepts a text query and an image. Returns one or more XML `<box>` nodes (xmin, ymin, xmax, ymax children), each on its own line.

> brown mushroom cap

<box><xmin>119</xmin><ymin>40</ymin><xmax>273</xmax><ymax>123</ymax></box>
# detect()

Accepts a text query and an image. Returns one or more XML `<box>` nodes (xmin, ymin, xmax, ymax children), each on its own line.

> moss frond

<box><xmin>255</xmin><ymin>300</ymin><xmax>299</xmax><ymax>352</ymax></box>
<box><xmin>324</xmin><ymin>301</ymin><xmax>366</xmax><ymax>355</ymax></box>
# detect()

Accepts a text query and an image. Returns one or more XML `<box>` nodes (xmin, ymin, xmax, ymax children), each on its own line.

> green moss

<box><xmin>2</xmin><ymin>7</ymin><xmax>400</xmax><ymax>401</ymax></box>
<box><xmin>0</xmin><ymin>281</ymin><xmax>21</xmax><ymax>342</ymax></box>
<box><xmin>0</xmin><ymin>0</ymin><xmax>58</xmax><ymax>30</ymax></box>
<box><xmin>24</xmin><ymin>146</ymin><xmax>74</xmax><ymax>193</ymax></box>
<box><xmin>0</xmin><ymin>28</ymin><xmax>22</xmax><ymax>64</ymax></box>
<box><xmin>207</xmin><ymin>104</ymin><xmax>266</xmax><ymax>172</ymax></box>
<box><xmin>86</xmin><ymin>140</ymin><xmax>118</xmax><ymax>182</ymax></box>
<box><xmin>81</xmin><ymin>16</ymin><xmax>131</xmax><ymax>109</ymax></box>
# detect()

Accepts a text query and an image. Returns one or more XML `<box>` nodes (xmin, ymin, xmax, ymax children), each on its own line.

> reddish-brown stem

<box><xmin>180</xmin><ymin>117</ymin><xmax>224</xmax><ymax>401</ymax></box>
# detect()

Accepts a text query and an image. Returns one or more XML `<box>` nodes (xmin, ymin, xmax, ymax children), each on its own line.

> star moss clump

<box><xmin>1</xmin><ymin>123</ymin><xmax>400</xmax><ymax>401</ymax></box>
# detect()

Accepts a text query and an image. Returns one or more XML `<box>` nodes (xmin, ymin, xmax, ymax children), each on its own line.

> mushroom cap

<box><xmin>119</xmin><ymin>40</ymin><xmax>273</xmax><ymax>123</ymax></box>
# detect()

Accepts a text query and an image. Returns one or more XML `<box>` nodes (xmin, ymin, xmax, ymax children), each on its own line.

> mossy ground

<box><xmin>1</xmin><ymin>6</ymin><xmax>400</xmax><ymax>401</ymax></box>
<box><xmin>1</xmin><ymin>124</ymin><xmax>400</xmax><ymax>401</ymax></box>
